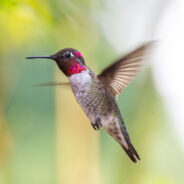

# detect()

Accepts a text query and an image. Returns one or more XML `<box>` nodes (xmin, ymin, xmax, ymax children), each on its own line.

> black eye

<box><xmin>65</xmin><ymin>52</ymin><xmax>71</xmax><ymax>58</ymax></box>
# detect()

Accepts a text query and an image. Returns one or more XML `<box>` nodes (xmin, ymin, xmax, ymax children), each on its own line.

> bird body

<box><xmin>69</xmin><ymin>68</ymin><xmax>139</xmax><ymax>162</ymax></box>
<box><xmin>26</xmin><ymin>42</ymin><xmax>153</xmax><ymax>163</ymax></box>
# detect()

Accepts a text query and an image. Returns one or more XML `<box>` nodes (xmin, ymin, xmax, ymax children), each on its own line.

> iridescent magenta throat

<box><xmin>66</xmin><ymin>62</ymin><xmax>87</xmax><ymax>76</ymax></box>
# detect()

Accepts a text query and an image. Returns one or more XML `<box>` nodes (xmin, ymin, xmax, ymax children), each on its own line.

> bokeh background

<box><xmin>0</xmin><ymin>0</ymin><xmax>184</xmax><ymax>184</ymax></box>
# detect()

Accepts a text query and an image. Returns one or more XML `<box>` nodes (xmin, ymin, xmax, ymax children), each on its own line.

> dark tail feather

<box><xmin>122</xmin><ymin>142</ymin><xmax>140</xmax><ymax>163</ymax></box>
<box><xmin>120</xmin><ymin>127</ymin><xmax>141</xmax><ymax>163</ymax></box>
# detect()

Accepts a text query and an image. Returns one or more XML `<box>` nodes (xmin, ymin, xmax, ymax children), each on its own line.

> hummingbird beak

<box><xmin>26</xmin><ymin>56</ymin><xmax>53</xmax><ymax>60</ymax></box>
<box><xmin>26</xmin><ymin>55</ymin><xmax>57</xmax><ymax>63</ymax></box>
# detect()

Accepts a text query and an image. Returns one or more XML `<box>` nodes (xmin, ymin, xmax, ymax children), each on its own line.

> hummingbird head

<box><xmin>26</xmin><ymin>48</ymin><xmax>87</xmax><ymax>76</ymax></box>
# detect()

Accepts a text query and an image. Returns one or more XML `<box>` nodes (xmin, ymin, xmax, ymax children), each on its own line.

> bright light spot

<box><xmin>152</xmin><ymin>0</ymin><xmax>184</xmax><ymax>147</ymax></box>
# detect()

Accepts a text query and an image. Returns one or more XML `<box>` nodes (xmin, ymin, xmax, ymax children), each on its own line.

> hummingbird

<box><xmin>26</xmin><ymin>42</ymin><xmax>152</xmax><ymax>163</ymax></box>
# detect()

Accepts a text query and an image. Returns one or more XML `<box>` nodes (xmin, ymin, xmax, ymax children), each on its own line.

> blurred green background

<box><xmin>0</xmin><ymin>0</ymin><xmax>184</xmax><ymax>184</ymax></box>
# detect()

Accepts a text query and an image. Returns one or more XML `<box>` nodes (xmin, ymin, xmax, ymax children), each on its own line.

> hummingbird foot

<box><xmin>91</xmin><ymin>117</ymin><xmax>102</xmax><ymax>130</ymax></box>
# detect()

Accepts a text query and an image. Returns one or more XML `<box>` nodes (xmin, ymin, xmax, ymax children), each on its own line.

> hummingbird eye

<box><xmin>65</xmin><ymin>52</ymin><xmax>71</xmax><ymax>58</ymax></box>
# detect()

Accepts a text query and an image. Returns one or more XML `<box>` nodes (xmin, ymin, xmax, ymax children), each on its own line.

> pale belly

<box><xmin>69</xmin><ymin>71</ymin><xmax>114</xmax><ymax>123</ymax></box>
<box><xmin>69</xmin><ymin>71</ymin><xmax>129</xmax><ymax>150</ymax></box>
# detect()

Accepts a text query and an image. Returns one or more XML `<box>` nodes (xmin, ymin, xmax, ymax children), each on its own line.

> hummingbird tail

<box><xmin>105</xmin><ymin>120</ymin><xmax>140</xmax><ymax>163</ymax></box>
<box><xmin>122</xmin><ymin>141</ymin><xmax>140</xmax><ymax>163</ymax></box>
<box><xmin>120</xmin><ymin>127</ymin><xmax>141</xmax><ymax>163</ymax></box>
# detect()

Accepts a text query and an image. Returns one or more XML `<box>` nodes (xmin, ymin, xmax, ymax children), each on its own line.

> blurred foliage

<box><xmin>0</xmin><ymin>1</ymin><xmax>183</xmax><ymax>184</ymax></box>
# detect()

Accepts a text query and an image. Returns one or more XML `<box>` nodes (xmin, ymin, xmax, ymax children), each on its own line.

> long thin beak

<box><xmin>26</xmin><ymin>56</ymin><xmax>53</xmax><ymax>59</ymax></box>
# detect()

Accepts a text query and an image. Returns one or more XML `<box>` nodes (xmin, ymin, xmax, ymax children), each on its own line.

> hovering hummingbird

<box><xmin>26</xmin><ymin>42</ymin><xmax>152</xmax><ymax>163</ymax></box>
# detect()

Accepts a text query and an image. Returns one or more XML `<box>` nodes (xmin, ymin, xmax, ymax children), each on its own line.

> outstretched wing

<box><xmin>33</xmin><ymin>82</ymin><xmax>70</xmax><ymax>87</ymax></box>
<box><xmin>98</xmin><ymin>42</ymin><xmax>153</xmax><ymax>97</ymax></box>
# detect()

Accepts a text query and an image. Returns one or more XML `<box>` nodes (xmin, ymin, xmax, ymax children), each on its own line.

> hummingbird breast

<box><xmin>69</xmin><ymin>69</ymin><xmax>114</xmax><ymax>123</ymax></box>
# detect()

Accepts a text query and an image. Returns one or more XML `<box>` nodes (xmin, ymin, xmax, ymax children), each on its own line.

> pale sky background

<box><xmin>153</xmin><ymin>0</ymin><xmax>184</xmax><ymax>148</ymax></box>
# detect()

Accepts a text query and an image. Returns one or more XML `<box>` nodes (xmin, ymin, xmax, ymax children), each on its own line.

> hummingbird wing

<box><xmin>33</xmin><ymin>82</ymin><xmax>70</xmax><ymax>87</ymax></box>
<box><xmin>98</xmin><ymin>42</ymin><xmax>153</xmax><ymax>97</ymax></box>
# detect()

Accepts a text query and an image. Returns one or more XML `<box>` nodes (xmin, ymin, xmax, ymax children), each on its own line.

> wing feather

<box><xmin>98</xmin><ymin>42</ymin><xmax>153</xmax><ymax>96</ymax></box>
<box><xmin>33</xmin><ymin>82</ymin><xmax>70</xmax><ymax>87</ymax></box>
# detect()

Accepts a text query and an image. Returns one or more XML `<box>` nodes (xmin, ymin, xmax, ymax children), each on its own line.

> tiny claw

<box><xmin>91</xmin><ymin>122</ymin><xmax>97</xmax><ymax>130</ymax></box>
<box><xmin>91</xmin><ymin>118</ymin><xmax>102</xmax><ymax>131</ymax></box>
<box><xmin>96</xmin><ymin>117</ymin><xmax>102</xmax><ymax>129</ymax></box>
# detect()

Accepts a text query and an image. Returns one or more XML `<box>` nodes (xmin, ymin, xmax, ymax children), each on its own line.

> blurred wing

<box><xmin>33</xmin><ymin>82</ymin><xmax>70</xmax><ymax>87</ymax></box>
<box><xmin>98</xmin><ymin>42</ymin><xmax>153</xmax><ymax>97</ymax></box>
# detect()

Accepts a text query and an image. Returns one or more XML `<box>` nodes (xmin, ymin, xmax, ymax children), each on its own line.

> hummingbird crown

<box><xmin>51</xmin><ymin>48</ymin><xmax>86</xmax><ymax>76</ymax></box>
